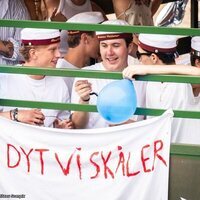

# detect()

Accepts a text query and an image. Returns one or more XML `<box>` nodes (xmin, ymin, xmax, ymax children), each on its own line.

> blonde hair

<box><xmin>19</xmin><ymin>45</ymin><xmax>34</xmax><ymax>61</ymax></box>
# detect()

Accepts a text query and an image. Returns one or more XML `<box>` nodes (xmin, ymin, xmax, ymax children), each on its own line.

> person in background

<box><xmin>70</xmin><ymin>19</ymin><xmax>146</xmax><ymax>129</ymax></box>
<box><xmin>0</xmin><ymin>28</ymin><xmax>73</xmax><ymax>129</ymax></box>
<box><xmin>56</xmin><ymin>11</ymin><xmax>104</xmax><ymax>98</ymax></box>
<box><xmin>112</xmin><ymin>0</ymin><xmax>162</xmax><ymax>26</ymax></box>
<box><xmin>123</xmin><ymin>34</ymin><xmax>200</xmax><ymax>144</ymax></box>
<box><xmin>123</xmin><ymin>36</ymin><xmax>200</xmax><ymax>76</ymax></box>
<box><xmin>0</xmin><ymin>0</ymin><xmax>30</xmax><ymax>66</ymax></box>
<box><xmin>36</xmin><ymin>0</ymin><xmax>107</xmax><ymax>56</ymax></box>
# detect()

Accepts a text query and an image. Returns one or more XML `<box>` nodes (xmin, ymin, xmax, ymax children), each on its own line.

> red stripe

<box><xmin>97</xmin><ymin>33</ymin><xmax>132</xmax><ymax>41</ymax></box>
<box><xmin>22</xmin><ymin>36</ymin><xmax>60</xmax><ymax>45</ymax></box>
<box><xmin>138</xmin><ymin>41</ymin><xmax>177</xmax><ymax>53</ymax></box>
<box><xmin>68</xmin><ymin>30</ymin><xmax>91</xmax><ymax>35</ymax></box>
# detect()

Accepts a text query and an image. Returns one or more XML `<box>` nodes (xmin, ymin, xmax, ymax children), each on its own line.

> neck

<box><xmin>64</xmin><ymin>48</ymin><xmax>89</xmax><ymax>68</ymax></box>
<box><xmin>71</xmin><ymin>0</ymin><xmax>86</xmax><ymax>6</ymax></box>
<box><xmin>193</xmin><ymin>86</ymin><xmax>200</xmax><ymax>97</ymax></box>
<box><xmin>29</xmin><ymin>75</ymin><xmax>45</xmax><ymax>80</ymax></box>
<box><xmin>23</xmin><ymin>62</ymin><xmax>45</xmax><ymax>80</ymax></box>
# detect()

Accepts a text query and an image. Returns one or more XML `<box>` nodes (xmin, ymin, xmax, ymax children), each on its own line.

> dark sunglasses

<box><xmin>136</xmin><ymin>51</ymin><xmax>152</xmax><ymax>59</ymax></box>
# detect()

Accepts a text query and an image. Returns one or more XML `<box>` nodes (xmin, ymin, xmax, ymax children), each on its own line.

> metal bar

<box><xmin>0</xmin><ymin>99</ymin><xmax>200</xmax><ymax>119</ymax></box>
<box><xmin>0</xmin><ymin>66</ymin><xmax>200</xmax><ymax>84</ymax></box>
<box><xmin>0</xmin><ymin>19</ymin><xmax>200</xmax><ymax>36</ymax></box>
<box><xmin>170</xmin><ymin>143</ymin><xmax>200</xmax><ymax>157</ymax></box>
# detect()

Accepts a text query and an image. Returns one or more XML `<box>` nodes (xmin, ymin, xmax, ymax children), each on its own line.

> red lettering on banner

<box><xmin>115</xmin><ymin>146</ymin><xmax>125</xmax><ymax>176</ymax></box>
<box><xmin>90</xmin><ymin>152</ymin><xmax>100</xmax><ymax>179</ymax></box>
<box><xmin>20</xmin><ymin>147</ymin><xmax>33</xmax><ymax>173</ymax></box>
<box><xmin>35</xmin><ymin>149</ymin><xmax>49</xmax><ymax>175</ymax></box>
<box><xmin>55</xmin><ymin>150</ymin><xmax>76</xmax><ymax>176</ymax></box>
<box><xmin>5</xmin><ymin>139</ymin><xmax>168</xmax><ymax>179</ymax></box>
<box><xmin>76</xmin><ymin>148</ymin><xmax>82</xmax><ymax>180</ymax></box>
<box><xmin>7</xmin><ymin>144</ymin><xmax>21</xmax><ymax>168</ymax></box>
<box><xmin>126</xmin><ymin>152</ymin><xmax>140</xmax><ymax>177</ymax></box>
<box><xmin>101</xmin><ymin>151</ymin><xmax>114</xmax><ymax>179</ymax></box>
<box><xmin>141</xmin><ymin>144</ymin><xmax>151</xmax><ymax>173</ymax></box>
<box><xmin>152</xmin><ymin>140</ymin><xmax>167</xmax><ymax>171</ymax></box>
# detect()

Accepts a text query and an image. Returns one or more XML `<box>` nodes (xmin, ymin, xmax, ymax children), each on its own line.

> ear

<box><xmin>81</xmin><ymin>33</ymin><xmax>89</xmax><ymax>44</ymax></box>
<box><xmin>29</xmin><ymin>48</ymin><xmax>37</xmax><ymax>60</ymax></box>
<box><xmin>128</xmin><ymin>42</ymin><xmax>138</xmax><ymax>58</ymax></box>
<box><xmin>128</xmin><ymin>42</ymin><xmax>134</xmax><ymax>55</ymax></box>
<box><xmin>195</xmin><ymin>58</ymin><xmax>200</xmax><ymax>68</ymax></box>
<box><xmin>150</xmin><ymin>53</ymin><xmax>158</xmax><ymax>64</ymax></box>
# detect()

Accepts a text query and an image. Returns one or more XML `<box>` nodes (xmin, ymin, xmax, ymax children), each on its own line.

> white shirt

<box><xmin>0</xmin><ymin>74</ymin><xmax>70</xmax><ymax>127</ymax></box>
<box><xmin>146</xmin><ymin>82</ymin><xmax>200</xmax><ymax>144</ymax></box>
<box><xmin>56</xmin><ymin>58</ymin><xmax>80</xmax><ymax>99</ymax></box>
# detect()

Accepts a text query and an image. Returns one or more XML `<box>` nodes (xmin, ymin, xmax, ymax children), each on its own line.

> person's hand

<box><xmin>122</xmin><ymin>66</ymin><xmax>148</xmax><ymax>80</ymax></box>
<box><xmin>75</xmin><ymin>80</ymin><xmax>92</xmax><ymax>103</ymax></box>
<box><xmin>0</xmin><ymin>40</ymin><xmax>14</xmax><ymax>57</ymax></box>
<box><xmin>53</xmin><ymin>119</ymin><xmax>74</xmax><ymax>129</ymax></box>
<box><xmin>50</xmin><ymin>8</ymin><xmax>67</xmax><ymax>22</ymax></box>
<box><xmin>17</xmin><ymin>109</ymin><xmax>45</xmax><ymax>126</ymax></box>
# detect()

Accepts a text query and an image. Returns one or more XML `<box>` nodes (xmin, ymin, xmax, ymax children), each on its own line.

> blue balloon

<box><xmin>97</xmin><ymin>79</ymin><xmax>137</xmax><ymax>124</ymax></box>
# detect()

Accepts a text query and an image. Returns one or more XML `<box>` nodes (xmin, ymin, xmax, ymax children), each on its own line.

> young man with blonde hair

<box><xmin>0</xmin><ymin>28</ymin><xmax>73</xmax><ymax>129</ymax></box>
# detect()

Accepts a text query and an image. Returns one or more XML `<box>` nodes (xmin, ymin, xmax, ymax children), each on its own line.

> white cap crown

<box><xmin>191</xmin><ymin>36</ymin><xmax>200</xmax><ymax>52</ymax></box>
<box><xmin>138</xmin><ymin>34</ymin><xmax>177</xmax><ymax>53</ymax></box>
<box><xmin>21</xmin><ymin>28</ymin><xmax>60</xmax><ymax>45</ymax></box>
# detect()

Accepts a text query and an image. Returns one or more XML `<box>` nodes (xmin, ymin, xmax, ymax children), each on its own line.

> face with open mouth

<box><xmin>100</xmin><ymin>38</ymin><xmax>129</xmax><ymax>72</ymax></box>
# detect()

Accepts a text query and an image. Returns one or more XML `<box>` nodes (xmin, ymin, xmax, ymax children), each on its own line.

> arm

<box><xmin>0</xmin><ymin>109</ymin><xmax>45</xmax><ymax>126</ymax></box>
<box><xmin>0</xmin><ymin>40</ymin><xmax>14</xmax><ymax>58</ymax></box>
<box><xmin>71</xmin><ymin>80</ymin><xmax>92</xmax><ymax>129</ymax></box>
<box><xmin>112</xmin><ymin>0</ymin><xmax>131</xmax><ymax>19</ymax></box>
<box><xmin>123</xmin><ymin>64</ymin><xmax>200</xmax><ymax>80</ymax></box>
<box><xmin>151</xmin><ymin>0</ymin><xmax>162</xmax><ymax>16</ymax></box>
<box><xmin>71</xmin><ymin>99</ymin><xmax>90</xmax><ymax>129</ymax></box>
<box><xmin>2</xmin><ymin>0</ymin><xmax>30</xmax><ymax>62</ymax></box>
<box><xmin>50</xmin><ymin>8</ymin><xmax>67</xmax><ymax>22</ymax></box>
<box><xmin>91</xmin><ymin>1</ymin><xmax>108</xmax><ymax>20</ymax></box>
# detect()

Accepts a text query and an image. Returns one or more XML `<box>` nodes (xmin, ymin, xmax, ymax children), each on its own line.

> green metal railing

<box><xmin>0</xmin><ymin>65</ymin><xmax>199</xmax><ymax>120</ymax></box>
<box><xmin>1</xmin><ymin>19</ymin><xmax>200</xmax><ymax>36</ymax></box>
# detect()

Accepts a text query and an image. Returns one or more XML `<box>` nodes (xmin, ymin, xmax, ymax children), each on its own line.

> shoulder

<box><xmin>83</xmin><ymin>62</ymin><xmax>104</xmax><ymax>71</ymax></box>
<box><xmin>56</xmin><ymin>58</ymin><xmax>67</xmax><ymax>68</ymax></box>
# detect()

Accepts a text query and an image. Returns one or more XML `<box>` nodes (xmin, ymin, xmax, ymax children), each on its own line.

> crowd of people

<box><xmin>0</xmin><ymin>0</ymin><xmax>199</xmax><ymax>144</ymax></box>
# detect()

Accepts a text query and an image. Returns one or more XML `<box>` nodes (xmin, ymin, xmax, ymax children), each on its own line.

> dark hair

<box><xmin>155</xmin><ymin>52</ymin><xmax>177</xmax><ymax>64</ymax></box>
<box><xmin>190</xmin><ymin>53</ymin><xmax>200</xmax><ymax>66</ymax></box>
<box><xmin>124</xmin><ymin>36</ymin><xmax>133</xmax><ymax>47</ymax></box>
<box><xmin>142</xmin><ymin>50</ymin><xmax>177</xmax><ymax>64</ymax></box>
<box><xmin>67</xmin><ymin>31</ymin><xmax>95</xmax><ymax>48</ymax></box>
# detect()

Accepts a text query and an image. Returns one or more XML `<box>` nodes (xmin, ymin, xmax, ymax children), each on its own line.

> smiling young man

<box><xmin>0</xmin><ymin>28</ymin><xmax>73</xmax><ymax>129</ymax></box>
<box><xmin>70</xmin><ymin>19</ymin><xmax>146</xmax><ymax>129</ymax></box>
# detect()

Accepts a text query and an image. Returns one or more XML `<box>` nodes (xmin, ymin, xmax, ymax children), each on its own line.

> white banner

<box><xmin>0</xmin><ymin>110</ymin><xmax>173</xmax><ymax>200</ymax></box>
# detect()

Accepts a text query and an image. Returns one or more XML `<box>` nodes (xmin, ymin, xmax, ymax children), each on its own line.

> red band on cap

<box><xmin>68</xmin><ymin>30</ymin><xmax>91</xmax><ymax>35</ymax></box>
<box><xmin>97</xmin><ymin>33</ymin><xmax>132</xmax><ymax>41</ymax></box>
<box><xmin>22</xmin><ymin>36</ymin><xmax>60</xmax><ymax>45</ymax></box>
<box><xmin>138</xmin><ymin>41</ymin><xmax>177</xmax><ymax>53</ymax></box>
